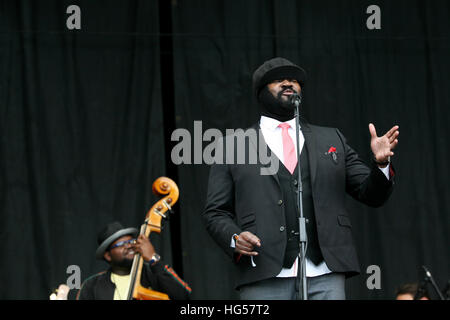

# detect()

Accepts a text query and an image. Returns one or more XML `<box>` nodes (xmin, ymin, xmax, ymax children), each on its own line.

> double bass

<box><xmin>126</xmin><ymin>177</ymin><xmax>179</xmax><ymax>300</ymax></box>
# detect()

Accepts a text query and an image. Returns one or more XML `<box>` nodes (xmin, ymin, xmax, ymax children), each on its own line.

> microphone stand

<box><xmin>292</xmin><ymin>93</ymin><xmax>308</xmax><ymax>300</ymax></box>
<box><xmin>418</xmin><ymin>265</ymin><xmax>445</xmax><ymax>300</ymax></box>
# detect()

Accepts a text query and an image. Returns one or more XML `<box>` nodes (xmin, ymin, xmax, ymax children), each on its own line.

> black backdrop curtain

<box><xmin>0</xmin><ymin>0</ymin><xmax>172</xmax><ymax>299</ymax></box>
<box><xmin>1</xmin><ymin>0</ymin><xmax>449</xmax><ymax>299</ymax></box>
<box><xmin>171</xmin><ymin>0</ymin><xmax>450</xmax><ymax>300</ymax></box>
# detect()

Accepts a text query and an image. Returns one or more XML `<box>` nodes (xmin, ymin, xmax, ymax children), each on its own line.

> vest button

<box><xmin>278</xmin><ymin>199</ymin><xmax>283</xmax><ymax>205</ymax></box>
<box><xmin>293</xmin><ymin>179</ymin><xmax>298</xmax><ymax>186</ymax></box>
<box><xmin>279</xmin><ymin>226</ymin><xmax>285</xmax><ymax>232</ymax></box>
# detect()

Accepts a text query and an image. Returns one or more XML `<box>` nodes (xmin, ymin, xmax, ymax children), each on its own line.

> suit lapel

<box><xmin>301</xmin><ymin>121</ymin><xmax>318</xmax><ymax>187</ymax></box>
<box><xmin>248</xmin><ymin>123</ymin><xmax>280</xmax><ymax>186</ymax></box>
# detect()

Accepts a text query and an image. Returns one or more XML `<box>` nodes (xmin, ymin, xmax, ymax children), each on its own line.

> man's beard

<box><xmin>258</xmin><ymin>86</ymin><xmax>296</xmax><ymax>122</ymax></box>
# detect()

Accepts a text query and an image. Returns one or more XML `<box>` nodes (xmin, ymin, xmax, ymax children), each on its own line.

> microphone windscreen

<box><xmin>290</xmin><ymin>93</ymin><xmax>302</xmax><ymax>105</ymax></box>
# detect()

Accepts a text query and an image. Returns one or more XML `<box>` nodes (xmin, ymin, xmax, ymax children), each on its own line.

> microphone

<box><xmin>289</xmin><ymin>92</ymin><xmax>302</xmax><ymax>108</ymax></box>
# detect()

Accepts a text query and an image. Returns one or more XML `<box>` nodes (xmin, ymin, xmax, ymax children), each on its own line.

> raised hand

<box><xmin>369</xmin><ymin>123</ymin><xmax>399</xmax><ymax>166</ymax></box>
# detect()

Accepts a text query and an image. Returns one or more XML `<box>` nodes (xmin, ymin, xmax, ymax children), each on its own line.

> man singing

<box><xmin>202</xmin><ymin>57</ymin><xmax>399</xmax><ymax>299</ymax></box>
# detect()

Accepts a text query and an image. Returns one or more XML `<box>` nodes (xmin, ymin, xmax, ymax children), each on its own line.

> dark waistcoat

<box><xmin>277</xmin><ymin>145</ymin><xmax>324</xmax><ymax>267</ymax></box>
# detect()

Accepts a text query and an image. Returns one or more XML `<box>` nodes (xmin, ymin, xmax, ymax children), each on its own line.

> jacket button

<box><xmin>278</xmin><ymin>200</ymin><xmax>283</xmax><ymax>205</ymax></box>
<box><xmin>279</xmin><ymin>226</ymin><xmax>285</xmax><ymax>232</ymax></box>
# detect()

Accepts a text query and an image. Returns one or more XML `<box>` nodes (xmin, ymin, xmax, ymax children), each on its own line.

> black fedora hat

<box><xmin>252</xmin><ymin>57</ymin><xmax>307</xmax><ymax>99</ymax></box>
<box><xmin>95</xmin><ymin>222</ymin><xmax>139</xmax><ymax>259</ymax></box>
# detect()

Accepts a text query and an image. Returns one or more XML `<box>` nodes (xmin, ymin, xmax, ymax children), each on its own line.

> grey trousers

<box><xmin>239</xmin><ymin>273</ymin><xmax>346</xmax><ymax>300</ymax></box>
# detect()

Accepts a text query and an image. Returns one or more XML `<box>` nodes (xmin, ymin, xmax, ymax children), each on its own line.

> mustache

<box><xmin>277</xmin><ymin>86</ymin><xmax>298</xmax><ymax>98</ymax></box>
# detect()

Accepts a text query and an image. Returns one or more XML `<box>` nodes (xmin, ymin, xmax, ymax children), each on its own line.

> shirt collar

<box><xmin>260</xmin><ymin>116</ymin><xmax>299</xmax><ymax>131</ymax></box>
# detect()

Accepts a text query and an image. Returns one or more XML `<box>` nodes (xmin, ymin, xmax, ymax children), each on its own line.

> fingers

<box><xmin>386</xmin><ymin>126</ymin><xmax>399</xmax><ymax>150</ymax></box>
<box><xmin>132</xmin><ymin>235</ymin><xmax>152</xmax><ymax>250</ymax></box>
<box><xmin>371</xmin><ymin>124</ymin><xmax>400</xmax><ymax>148</ymax></box>
<box><xmin>130</xmin><ymin>240</ymin><xmax>141</xmax><ymax>252</ymax></box>
<box><xmin>133</xmin><ymin>235</ymin><xmax>144</xmax><ymax>246</ymax></box>
<box><xmin>235</xmin><ymin>231</ymin><xmax>261</xmax><ymax>256</ymax></box>
<box><xmin>370</xmin><ymin>124</ymin><xmax>400</xmax><ymax>140</ymax></box>
<box><xmin>368</xmin><ymin>123</ymin><xmax>377</xmax><ymax>139</ymax></box>
<box><xmin>385</xmin><ymin>125</ymin><xmax>399</xmax><ymax>138</ymax></box>
<box><xmin>388</xmin><ymin>131</ymin><xmax>399</xmax><ymax>143</ymax></box>
<box><xmin>390</xmin><ymin>139</ymin><xmax>399</xmax><ymax>151</ymax></box>
<box><xmin>240</xmin><ymin>231</ymin><xmax>261</xmax><ymax>247</ymax></box>
<box><xmin>235</xmin><ymin>247</ymin><xmax>259</xmax><ymax>256</ymax></box>
<box><xmin>138</xmin><ymin>234</ymin><xmax>146</xmax><ymax>240</ymax></box>
<box><xmin>131</xmin><ymin>235</ymin><xmax>155</xmax><ymax>261</ymax></box>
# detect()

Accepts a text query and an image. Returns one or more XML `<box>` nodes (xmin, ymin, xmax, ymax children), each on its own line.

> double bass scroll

<box><xmin>126</xmin><ymin>177</ymin><xmax>179</xmax><ymax>300</ymax></box>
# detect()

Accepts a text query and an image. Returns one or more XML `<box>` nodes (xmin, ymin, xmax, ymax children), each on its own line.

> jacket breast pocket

<box><xmin>337</xmin><ymin>214</ymin><xmax>352</xmax><ymax>228</ymax></box>
<box><xmin>238</xmin><ymin>212</ymin><xmax>257</xmax><ymax>233</ymax></box>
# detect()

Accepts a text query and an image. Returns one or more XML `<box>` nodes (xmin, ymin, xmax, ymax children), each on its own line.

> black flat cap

<box><xmin>252</xmin><ymin>57</ymin><xmax>307</xmax><ymax>99</ymax></box>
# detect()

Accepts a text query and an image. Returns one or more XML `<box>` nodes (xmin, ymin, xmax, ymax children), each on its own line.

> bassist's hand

<box><xmin>131</xmin><ymin>234</ymin><xmax>156</xmax><ymax>262</ymax></box>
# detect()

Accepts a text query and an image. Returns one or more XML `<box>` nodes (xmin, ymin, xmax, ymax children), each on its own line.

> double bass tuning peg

<box><xmin>154</xmin><ymin>198</ymin><xmax>175</xmax><ymax>219</ymax></box>
<box><xmin>163</xmin><ymin>199</ymin><xmax>175</xmax><ymax>215</ymax></box>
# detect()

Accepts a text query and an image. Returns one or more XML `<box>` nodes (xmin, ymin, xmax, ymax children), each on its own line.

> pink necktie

<box><xmin>278</xmin><ymin>123</ymin><xmax>297</xmax><ymax>174</ymax></box>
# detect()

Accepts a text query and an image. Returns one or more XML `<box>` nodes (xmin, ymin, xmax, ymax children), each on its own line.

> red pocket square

<box><xmin>327</xmin><ymin>146</ymin><xmax>338</xmax><ymax>164</ymax></box>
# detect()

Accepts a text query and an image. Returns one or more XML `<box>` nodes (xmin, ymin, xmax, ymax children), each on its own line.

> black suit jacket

<box><xmin>202</xmin><ymin>121</ymin><xmax>394</xmax><ymax>289</ymax></box>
